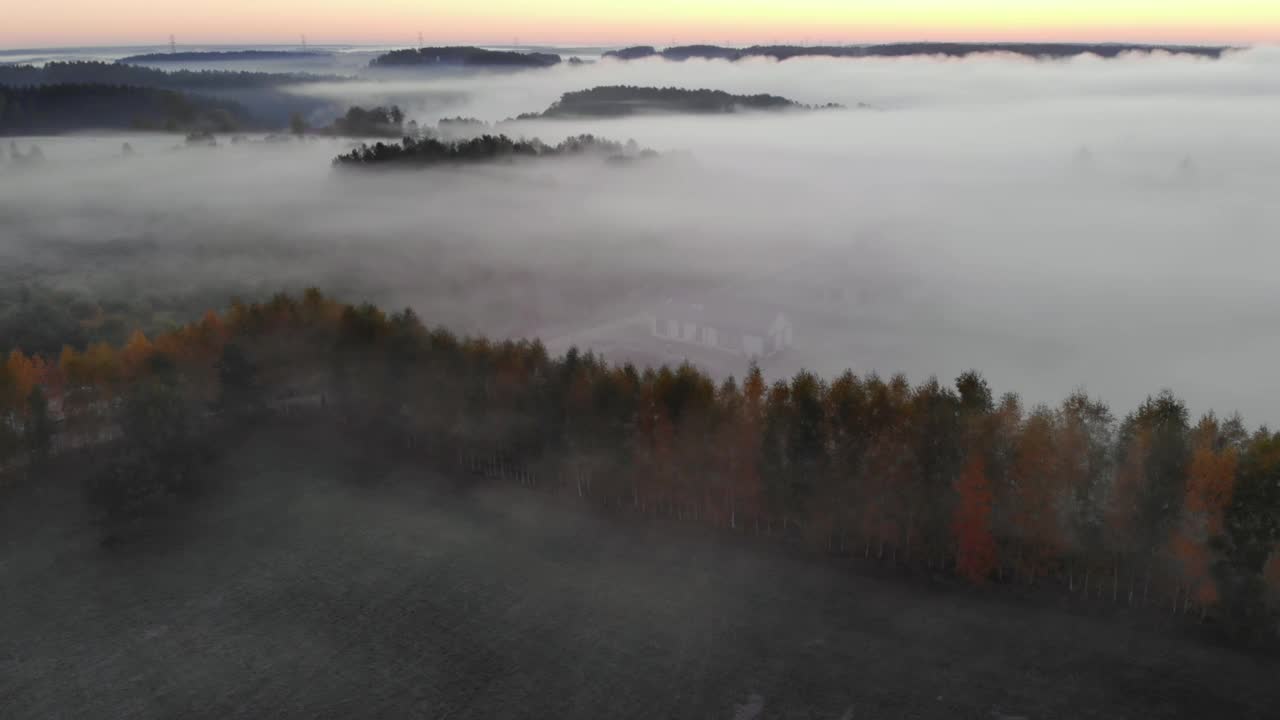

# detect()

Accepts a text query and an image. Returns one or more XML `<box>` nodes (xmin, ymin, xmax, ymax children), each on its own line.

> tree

<box><xmin>955</xmin><ymin>455</ymin><xmax>998</xmax><ymax>583</ymax></box>
<box><xmin>120</xmin><ymin>329</ymin><xmax>154</xmax><ymax>379</ymax></box>
<box><xmin>290</xmin><ymin>111</ymin><xmax>307</xmax><ymax>136</ymax></box>
<box><xmin>1171</xmin><ymin>414</ymin><xmax>1238</xmax><ymax>611</ymax></box>
<box><xmin>1132</xmin><ymin>392</ymin><xmax>1191</xmax><ymax>556</ymax></box>
<box><xmin>1009</xmin><ymin>407</ymin><xmax>1062</xmax><ymax>581</ymax></box>
<box><xmin>24</xmin><ymin>385</ymin><xmax>54</xmax><ymax>462</ymax></box>
<box><xmin>908</xmin><ymin>377</ymin><xmax>963</xmax><ymax>565</ymax></box>
<box><xmin>1216</xmin><ymin>429</ymin><xmax>1280</xmax><ymax>629</ymax></box>
<box><xmin>216</xmin><ymin>342</ymin><xmax>259</xmax><ymax>413</ymax></box>
<box><xmin>1055</xmin><ymin>391</ymin><xmax>1113</xmax><ymax>592</ymax></box>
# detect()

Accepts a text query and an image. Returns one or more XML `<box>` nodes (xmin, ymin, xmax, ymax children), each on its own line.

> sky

<box><xmin>3</xmin><ymin>0</ymin><xmax>1279</xmax><ymax>48</ymax></box>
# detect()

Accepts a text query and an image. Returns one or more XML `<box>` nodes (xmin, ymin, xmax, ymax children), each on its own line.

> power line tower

<box><xmin>418</xmin><ymin>31</ymin><xmax>424</xmax><ymax>49</ymax></box>
<box><xmin>169</xmin><ymin>34</ymin><xmax>177</xmax><ymax>54</ymax></box>
<box><xmin>301</xmin><ymin>34</ymin><xmax>308</xmax><ymax>51</ymax></box>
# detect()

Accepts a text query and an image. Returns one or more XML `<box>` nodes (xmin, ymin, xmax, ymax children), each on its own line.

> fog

<box><xmin>4</xmin><ymin>47</ymin><xmax>1280</xmax><ymax>423</ymax></box>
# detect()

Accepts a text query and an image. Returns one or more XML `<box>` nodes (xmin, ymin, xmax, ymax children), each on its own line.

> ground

<box><xmin>1</xmin><ymin>421</ymin><xmax>1275</xmax><ymax>719</ymax></box>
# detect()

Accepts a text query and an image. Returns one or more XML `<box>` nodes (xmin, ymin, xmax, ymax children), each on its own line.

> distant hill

<box><xmin>119</xmin><ymin>50</ymin><xmax>332</xmax><ymax>64</ymax></box>
<box><xmin>522</xmin><ymin>86</ymin><xmax>842</xmax><ymax>119</ymax></box>
<box><xmin>0</xmin><ymin>61</ymin><xmax>342</xmax><ymax>90</ymax></box>
<box><xmin>369</xmin><ymin>46</ymin><xmax>562</xmax><ymax>69</ymax></box>
<box><xmin>0</xmin><ymin>84</ymin><xmax>252</xmax><ymax>134</ymax></box>
<box><xmin>604</xmin><ymin>42</ymin><xmax>1232</xmax><ymax>62</ymax></box>
<box><xmin>0</xmin><ymin>62</ymin><xmax>344</xmax><ymax>129</ymax></box>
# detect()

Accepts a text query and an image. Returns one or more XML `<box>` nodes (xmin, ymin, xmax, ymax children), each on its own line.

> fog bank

<box><xmin>4</xmin><ymin>47</ymin><xmax>1280</xmax><ymax>422</ymax></box>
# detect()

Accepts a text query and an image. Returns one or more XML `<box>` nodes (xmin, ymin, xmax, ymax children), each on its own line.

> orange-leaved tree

<box><xmin>954</xmin><ymin>454</ymin><xmax>998</xmax><ymax>584</ymax></box>
<box><xmin>1172</xmin><ymin>414</ymin><xmax>1238</xmax><ymax>609</ymax></box>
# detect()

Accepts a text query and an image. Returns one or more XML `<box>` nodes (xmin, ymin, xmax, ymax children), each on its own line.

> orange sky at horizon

<box><xmin>4</xmin><ymin>0</ymin><xmax>1279</xmax><ymax>48</ymax></box>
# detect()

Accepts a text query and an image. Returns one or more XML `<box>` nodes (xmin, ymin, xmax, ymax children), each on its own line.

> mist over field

<box><xmin>5</xmin><ymin>47</ymin><xmax>1280</xmax><ymax>422</ymax></box>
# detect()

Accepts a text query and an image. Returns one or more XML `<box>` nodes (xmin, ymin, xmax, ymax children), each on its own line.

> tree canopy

<box><xmin>3</xmin><ymin>289</ymin><xmax>1277</xmax><ymax>639</ymax></box>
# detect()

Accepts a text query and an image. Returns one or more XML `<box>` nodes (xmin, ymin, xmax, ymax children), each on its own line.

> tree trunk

<box><xmin>904</xmin><ymin>511</ymin><xmax>914</xmax><ymax>564</ymax></box>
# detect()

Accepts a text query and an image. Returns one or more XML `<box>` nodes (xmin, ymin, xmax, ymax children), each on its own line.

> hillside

<box><xmin>0</xmin><ymin>61</ymin><xmax>343</xmax><ymax>89</ymax></box>
<box><xmin>0</xmin><ymin>62</ymin><xmax>344</xmax><ymax>128</ymax></box>
<box><xmin>0</xmin><ymin>419</ymin><xmax>1273</xmax><ymax>719</ymax></box>
<box><xmin>0</xmin><ymin>84</ymin><xmax>251</xmax><ymax>134</ymax></box>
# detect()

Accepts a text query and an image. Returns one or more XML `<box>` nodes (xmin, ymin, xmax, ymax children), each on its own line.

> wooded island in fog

<box><xmin>520</xmin><ymin>85</ymin><xmax>844</xmax><ymax>119</ymax></box>
<box><xmin>370</xmin><ymin>46</ymin><xmax>563</xmax><ymax>68</ymax></box>
<box><xmin>333</xmin><ymin>133</ymin><xmax>656</xmax><ymax>168</ymax></box>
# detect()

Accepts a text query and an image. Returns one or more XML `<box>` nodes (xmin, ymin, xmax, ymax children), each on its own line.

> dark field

<box><xmin>2</xmin><ymin>422</ymin><xmax>1275</xmax><ymax>719</ymax></box>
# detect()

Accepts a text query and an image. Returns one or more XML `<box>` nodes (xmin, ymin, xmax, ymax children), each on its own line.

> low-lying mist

<box><xmin>4</xmin><ymin>47</ymin><xmax>1280</xmax><ymax>423</ymax></box>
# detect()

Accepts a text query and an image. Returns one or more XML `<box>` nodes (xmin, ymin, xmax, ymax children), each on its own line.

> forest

<box><xmin>603</xmin><ymin>42</ymin><xmax>1232</xmax><ymax>62</ymax></box>
<box><xmin>2</xmin><ymin>290</ymin><xmax>1277</xmax><ymax>643</ymax></box>
<box><xmin>0</xmin><ymin>84</ymin><xmax>250</xmax><ymax>134</ymax></box>
<box><xmin>0</xmin><ymin>61</ymin><xmax>342</xmax><ymax>90</ymax></box>
<box><xmin>527</xmin><ymin>85</ymin><xmax>842</xmax><ymax>118</ymax></box>
<box><xmin>369</xmin><ymin>46</ymin><xmax>563</xmax><ymax>69</ymax></box>
<box><xmin>332</xmin><ymin>133</ymin><xmax>655</xmax><ymax>168</ymax></box>
<box><xmin>323</xmin><ymin>104</ymin><xmax>407</xmax><ymax>137</ymax></box>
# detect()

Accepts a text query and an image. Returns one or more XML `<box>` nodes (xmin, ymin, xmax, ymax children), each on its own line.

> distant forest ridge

<box><xmin>333</xmin><ymin>133</ymin><xmax>657</xmax><ymax>168</ymax></box>
<box><xmin>0</xmin><ymin>61</ymin><xmax>344</xmax><ymax>89</ymax></box>
<box><xmin>370</xmin><ymin>46</ymin><xmax>562</xmax><ymax>68</ymax></box>
<box><xmin>603</xmin><ymin>42</ymin><xmax>1233</xmax><ymax>62</ymax></box>
<box><xmin>522</xmin><ymin>85</ymin><xmax>844</xmax><ymax>119</ymax></box>
<box><xmin>119</xmin><ymin>50</ymin><xmax>333</xmax><ymax>64</ymax></box>
<box><xmin>0</xmin><ymin>84</ymin><xmax>251</xmax><ymax>135</ymax></box>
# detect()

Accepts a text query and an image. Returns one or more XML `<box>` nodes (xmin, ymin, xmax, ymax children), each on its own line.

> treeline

<box><xmin>119</xmin><ymin>50</ymin><xmax>332</xmax><ymax>64</ymax></box>
<box><xmin>0</xmin><ymin>61</ymin><xmax>342</xmax><ymax>90</ymax></box>
<box><xmin>604</xmin><ymin>42</ymin><xmax>1231</xmax><ymax>62</ymax></box>
<box><xmin>370</xmin><ymin>47</ymin><xmax>561</xmax><ymax>69</ymax></box>
<box><xmin>332</xmin><ymin>134</ymin><xmax>656</xmax><ymax>168</ymax></box>
<box><xmin>1</xmin><ymin>290</ymin><xmax>1278</xmax><ymax>638</ymax></box>
<box><xmin>324</xmin><ymin>105</ymin><xmax>407</xmax><ymax>138</ymax></box>
<box><xmin>525</xmin><ymin>85</ymin><xmax>841</xmax><ymax>119</ymax></box>
<box><xmin>0</xmin><ymin>84</ymin><xmax>249</xmax><ymax>134</ymax></box>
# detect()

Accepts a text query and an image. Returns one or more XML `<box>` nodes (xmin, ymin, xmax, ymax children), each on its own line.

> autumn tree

<box><xmin>1009</xmin><ymin>406</ymin><xmax>1062</xmax><ymax>582</ymax></box>
<box><xmin>825</xmin><ymin>370</ymin><xmax>869</xmax><ymax>551</ymax></box>
<box><xmin>907</xmin><ymin>377</ymin><xmax>963</xmax><ymax>565</ymax></box>
<box><xmin>954</xmin><ymin>455</ymin><xmax>998</xmax><ymax>583</ymax></box>
<box><xmin>1216</xmin><ymin>428</ymin><xmax>1280</xmax><ymax>630</ymax></box>
<box><xmin>1171</xmin><ymin>414</ymin><xmax>1238</xmax><ymax>612</ymax></box>
<box><xmin>1053</xmin><ymin>391</ymin><xmax>1113</xmax><ymax>589</ymax></box>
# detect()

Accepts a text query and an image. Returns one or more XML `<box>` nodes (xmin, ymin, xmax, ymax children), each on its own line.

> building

<box><xmin>649</xmin><ymin>300</ymin><xmax>792</xmax><ymax>360</ymax></box>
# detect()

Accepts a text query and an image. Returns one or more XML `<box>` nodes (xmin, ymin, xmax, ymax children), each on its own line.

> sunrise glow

<box><xmin>5</xmin><ymin>0</ymin><xmax>1278</xmax><ymax>47</ymax></box>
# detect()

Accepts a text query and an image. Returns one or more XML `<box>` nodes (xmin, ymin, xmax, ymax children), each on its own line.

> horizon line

<box><xmin>0</xmin><ymin>38</ymin><xmax>1251</xmax><ymax>54</ymax></box>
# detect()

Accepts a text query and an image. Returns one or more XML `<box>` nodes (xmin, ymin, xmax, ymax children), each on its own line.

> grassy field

<box><xmin>1</xmin><ymin>421</ymin><xmax>1275</xmax><ymax>719</ymax></box>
